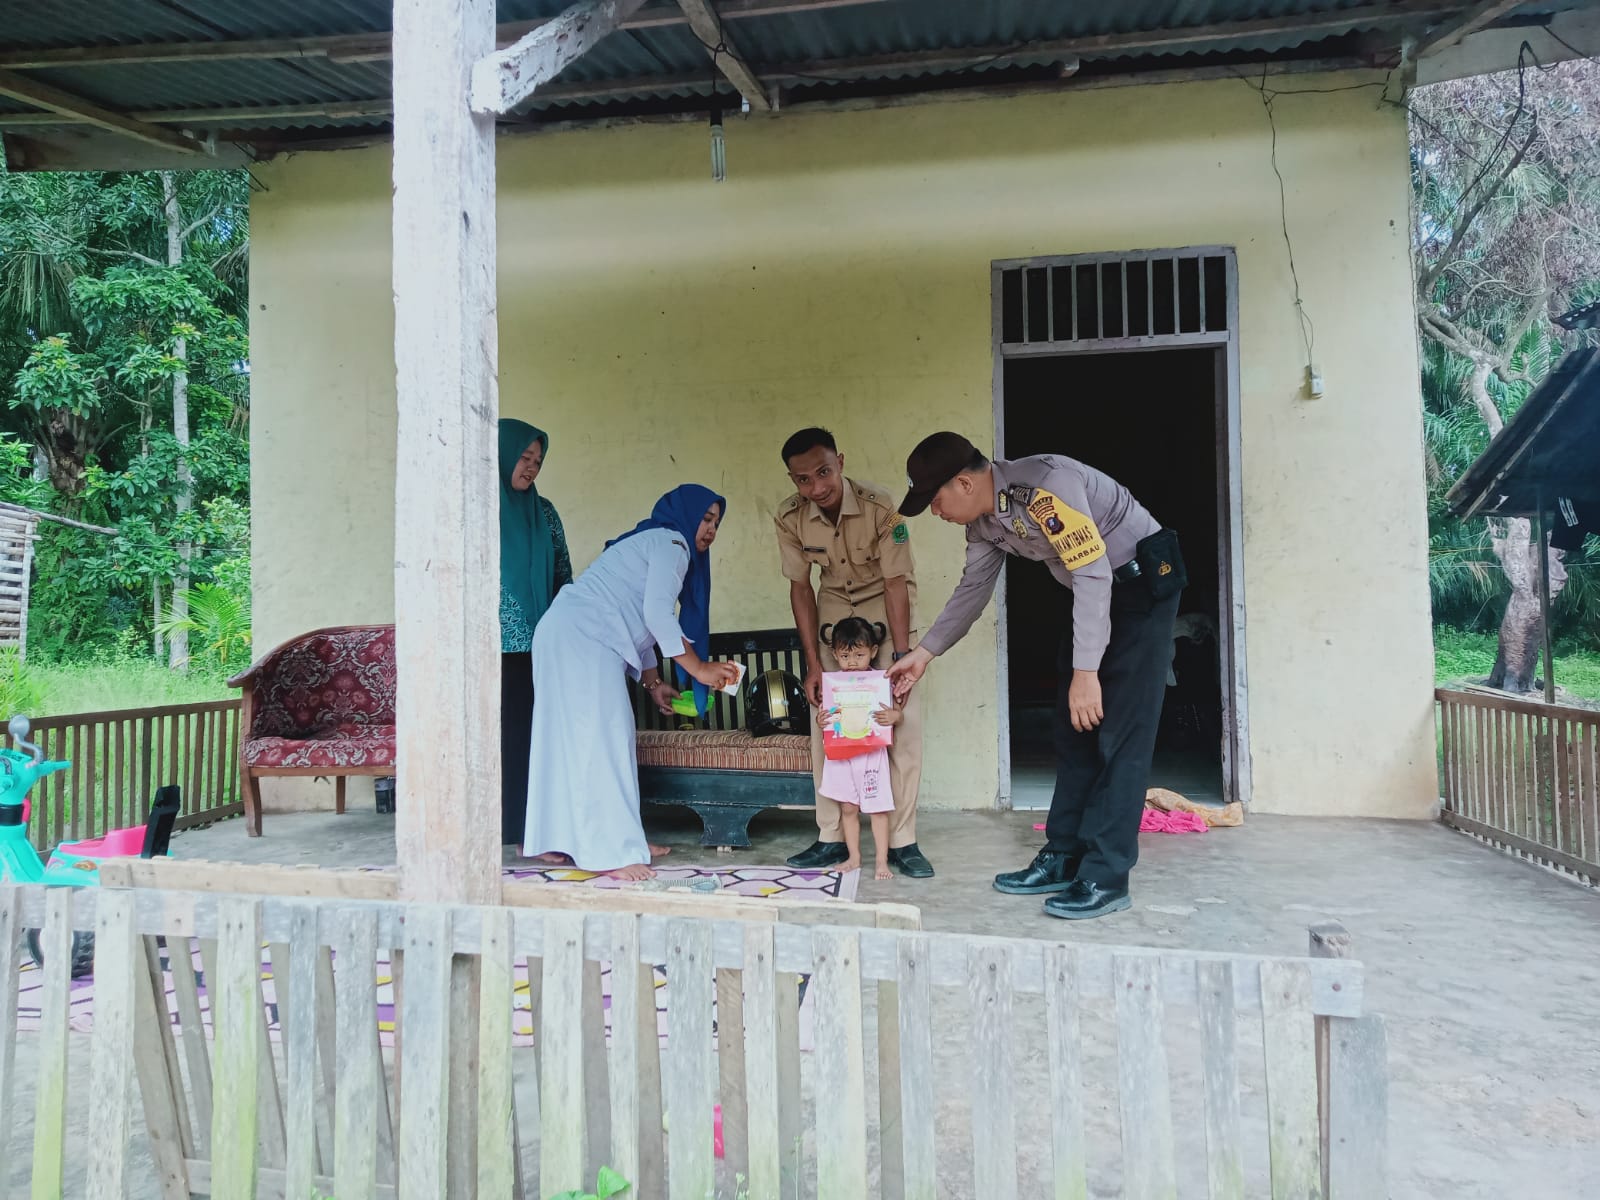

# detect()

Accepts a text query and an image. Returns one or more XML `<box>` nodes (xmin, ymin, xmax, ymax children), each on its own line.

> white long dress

<box><xmin>523</xmin><ymin>528</ymin><xmax>692</xmax><ymax>868</ymax></box>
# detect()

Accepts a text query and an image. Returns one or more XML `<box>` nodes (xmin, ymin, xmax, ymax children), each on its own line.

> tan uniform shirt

<box><xmin>921</xmin><ymin>455</ymin><xmax>1159</xmax><ymax>671</ymax></box>
<box><xmin>775</xmin><ymin>477</ymin><xmax>918</xmax><ymax>626</ymax></box>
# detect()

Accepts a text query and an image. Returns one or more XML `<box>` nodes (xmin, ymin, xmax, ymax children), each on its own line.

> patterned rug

<box><xmin>14</xmin><ymin>864</ymin><xmax>855</xmax><ymax>1046</ymax></box>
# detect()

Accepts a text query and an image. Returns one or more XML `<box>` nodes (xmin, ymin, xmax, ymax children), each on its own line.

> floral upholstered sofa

<box><xmin>228</xmin><ymin>624</ymin><xmax>397</xmax><ymax>836</ymax></box>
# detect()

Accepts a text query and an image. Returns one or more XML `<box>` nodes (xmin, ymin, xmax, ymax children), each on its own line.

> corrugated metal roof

<box><xmin>0</xmin><ymin>1</ymin><xmax>1585</xmax><ymax>157</ymax></box>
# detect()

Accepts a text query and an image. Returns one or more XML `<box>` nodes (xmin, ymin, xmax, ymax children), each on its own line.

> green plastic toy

<box><xmin>0</xmin><ymin>715</ymin><xmax>73</xmax><ymax>887</ymax></box>
<box><xmin>2</xmin><ymin>714</ymin><xmax>183</xmax><ymax>977</ymax></box>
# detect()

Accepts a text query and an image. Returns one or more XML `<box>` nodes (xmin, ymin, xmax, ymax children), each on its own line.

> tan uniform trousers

<box><xmin>811</xmin><ymin>617</ymin><xmax>922</xmax><ymax>849</ymax></box>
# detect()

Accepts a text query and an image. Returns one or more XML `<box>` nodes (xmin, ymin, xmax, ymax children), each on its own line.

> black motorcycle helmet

<box><xmin>745</xmin><ymin>668</ymin><xmax>808</xmax><ymax>737</ymax></box>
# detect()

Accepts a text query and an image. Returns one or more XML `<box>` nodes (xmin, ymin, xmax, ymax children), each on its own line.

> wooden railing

<box><xmin>4</xmin><ymin>700</ymin><xmax>243</xmax><ymax>853</ymax></box>
<box><xmin>0</xmin><ymin>877</ymin><xmax>1389</xmax><ymax>1200</ymax></box>
<box><xmin>1436</xmin><ymin>687</ymin><xmax>1600</xmax><ymax>883</ymax></box>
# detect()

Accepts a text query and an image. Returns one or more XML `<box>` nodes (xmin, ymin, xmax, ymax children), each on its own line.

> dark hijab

<box><xmin>608</xmin><ymin>484</ymin><xmax>726</xmax><ymax>712</ymax></box>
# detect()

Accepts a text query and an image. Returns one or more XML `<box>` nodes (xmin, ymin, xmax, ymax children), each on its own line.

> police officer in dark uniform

<box><xmin>887</xmin><ymin>432</ymin><xmax>1184</xmax><ymax>920</ymax></box>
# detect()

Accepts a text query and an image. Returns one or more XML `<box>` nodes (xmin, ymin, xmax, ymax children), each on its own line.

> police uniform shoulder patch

<box><xmin>1026</xmin><ymin>488</ymin><xmax>1105</xmax><ymax>570</ymax></box>
<box><xmin>892</xmin><ymin>521</ymin><xmax>909</xmax><ymax>544</ymax></box>
<box><xmin>1008</xmin><ymin>484</ymin><xmax>1036</xmax><ymax>508</ymax></box>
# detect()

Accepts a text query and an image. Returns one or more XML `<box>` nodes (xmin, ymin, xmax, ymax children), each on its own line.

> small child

<box><xmin>818</xmin><ymin>618</ymin><xmax>903</xmax><ymax>880</ymax></box>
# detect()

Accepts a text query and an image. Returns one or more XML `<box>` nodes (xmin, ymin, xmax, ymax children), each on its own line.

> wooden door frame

<box><xmin>989</xmin><ymin>246</ymin><xmax>1251</xmax><ymax>810</ymax></box>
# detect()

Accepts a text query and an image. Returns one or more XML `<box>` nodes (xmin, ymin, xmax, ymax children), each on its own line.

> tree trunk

<box><xmin>31</xmin><ymin>407</ymin><xmax>96</xmax><ymax>502</ymax></box>
<box><xmin>153</xmin><ymin>578</ymin><xmax>164</xmax><ymax>661</ymax></box>
<box><xmin>1486</xmin><ymin>517</ymin><xmax>1569</xmax><ymax>693</ymax></box>
<box><xmin>163</xmin><ymin>172</ymin><xmax>193</xmax><ymax>673</ymax></box>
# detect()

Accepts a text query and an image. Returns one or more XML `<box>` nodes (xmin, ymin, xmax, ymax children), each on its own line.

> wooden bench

<box><xmin>630</xmin><ymin>628</ymin><xmax>814</xmax><ymax>850</ymax></box>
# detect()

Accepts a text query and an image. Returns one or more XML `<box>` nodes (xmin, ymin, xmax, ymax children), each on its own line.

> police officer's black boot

<box><xmin>787</xmin><ymin>840</ymin><xmax>849</xmax><ymax>869</ymax></box>
<box><xmin>1042</xmin><ymin>878</ymin><xmax>1131</xmax><ymax>919</ymax></box>
<box><xmin>992</xmin><ymin>848</ymin><xmax>1079</xmax><ymax>894</ymax></box>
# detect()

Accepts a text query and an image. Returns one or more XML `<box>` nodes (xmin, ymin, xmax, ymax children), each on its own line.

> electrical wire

<box><xmin>1243</xmin><ymin>65</ymin><xmax>1324</xmax><ymax>371</ymax></box>
<box><xmin>1543</xmin><ymin>26</ymin><xmax>1596</xmax><ymax>64</ymax></box>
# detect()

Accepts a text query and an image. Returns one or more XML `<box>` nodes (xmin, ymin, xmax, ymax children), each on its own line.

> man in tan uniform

<box><xmin>774</xmin><ymin>427</ymin><xmax>934</xmax><ymax>877</ymax></box>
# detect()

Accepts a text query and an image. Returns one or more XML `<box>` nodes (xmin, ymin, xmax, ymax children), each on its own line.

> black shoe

<box><xmin>1042</xmin><ymin>879</ymin><xmax>1131</xmax><ymax>920</ymax></box>
<box><xmin>787</xmin><ymin>840</ymin><xmax>849</xmax><ymax>869</ymax></box>
<box><xmin>886</xmin><ymin>843</ymin><xmax>935</xmax><ymax>878</ymax></box>
<box><xmin>993</xmin><ymin>849</ymin><xmax>1078</xmax><ymax>895</ymax></box>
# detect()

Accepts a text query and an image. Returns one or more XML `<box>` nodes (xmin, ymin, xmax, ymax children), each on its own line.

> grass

<box><xmin>1434</xmin><ymin>627</ymin><xmax>1600</xmax><ymax>701</ymax></box>
<box><xmin>32</xmin><ymin>657</ymin><xmax>233</xmax><ymax>717</ymax></box>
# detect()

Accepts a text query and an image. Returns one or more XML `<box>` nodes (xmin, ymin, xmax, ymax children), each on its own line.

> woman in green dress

<box><xmin>498</xmin><ymin>419</ymin><xmax>572</xmax><ymax>846</ymax></box>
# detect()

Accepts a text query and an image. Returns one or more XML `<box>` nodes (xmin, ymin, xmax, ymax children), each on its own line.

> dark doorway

<box><xmin>1002</xmin><ymin>348</ymin><xmax>1226</xmax><ymax>808</ymax></box>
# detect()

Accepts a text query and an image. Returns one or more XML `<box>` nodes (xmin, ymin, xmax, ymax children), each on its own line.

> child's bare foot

<box><xmin>648</xmin><ymin>842</ymin><xmax>673</xmax><ymax>858</ymax></box>
<box><xmin>528</xmin><ymin>851</ymin><xmax>574</xmax><ymax>865</ymax></box>
<box><xmin>610</xmin><ymin>863</ymin><xmax>655</xmax><ymax>882</ymax></box>
<box><xmin>840</xmin><ymin>856</ymin><xmax>861</xmax><ymax>874</ymax></box>
<box><xmin>874</xmin><ymin>861</ymin><xmax>893</xmax><ymax>881</ymax></box>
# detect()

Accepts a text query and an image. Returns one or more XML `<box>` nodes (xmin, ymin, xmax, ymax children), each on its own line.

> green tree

<box><xmin>0</xmin><ymin>169</ymin><xmax>250</xmax><ymax>667</ymax></box>
<box><xmin>1411</xmin><ymin>54</ymin><xmax>1600</xmax><ymax>691</ymax></box>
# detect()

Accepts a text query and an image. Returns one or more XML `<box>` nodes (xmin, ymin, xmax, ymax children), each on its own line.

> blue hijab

<box><xmin>608</xmin><ymin>484</ymin><xmax>726</xmax><ymax>714</ymax></box>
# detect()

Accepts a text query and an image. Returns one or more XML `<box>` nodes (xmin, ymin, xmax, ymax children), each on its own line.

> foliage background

<box><xmin>0</xmin><ymin>169</ymin><xmax>251</xmax><ymax>692</ymax></box>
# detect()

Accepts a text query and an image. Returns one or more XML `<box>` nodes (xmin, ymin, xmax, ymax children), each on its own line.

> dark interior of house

<box><xmin>1003</xmin><ymin>347</ymin><xmax>1226</xmax><ymax>805</ymax></box>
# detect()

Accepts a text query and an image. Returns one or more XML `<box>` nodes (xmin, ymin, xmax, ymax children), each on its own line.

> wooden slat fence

<box><xmin>0</xmin><ymin>881</ymin><xmax>1389</xmax><ymax>1199</ymax></box>
<box><xmin>0</xmin><ymin>505</ymin><xmax>34</xmax><ymax>656</ymax></box>
<box><xmin>4</xmin><ymin>700</ymin><xmax>243</xmax><ymax>854</ymax></box>
<box><xmin>1436</xmin><ymin>687</ymin><xmax>1600</xmax><ymax>884</ymax></box>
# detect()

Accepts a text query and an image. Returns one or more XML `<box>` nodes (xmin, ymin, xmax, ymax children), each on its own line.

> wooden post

<box><xmin>399</xmin><ymin>907</ymin><xmax>454</xmax><ymax>1199</ymax></box>
<box><xmin>390</xmin><ymin>0</ymin><xmax>502</xmax><ymax>906</ymax></box>
<box><xmin>1327</xmin><ymin>1015</ymin><xmax>1389</xmax><ymax>1200</ymax></box>
<box><xmin>1262</xmin><ymin>961</ymin><xmax>1322</xmax><ymax>1200</ymax></box>
<box><xmin>85</xmin><ymin>893</ymin><xmax>139</xmax><ymax>1197</ymax></box>
<box><xmin>1309</xmin><ymin>918</ymin><xmax>1352</xmax><ymax>1199</ymax></box>
<box><xmin>1535</xmin><ymin>495</ymin><xmax>1557</xmax><ymax>705</ymax></box>
<box><xmin>212</xmin><ymin>897</ymin><xmax>264</xmax><ymax>1198</ymax></box>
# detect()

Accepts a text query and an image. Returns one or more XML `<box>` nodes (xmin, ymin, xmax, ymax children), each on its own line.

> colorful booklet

<box><xmin>821</xmin><ymin>670</ymin><xmax>894</xmax><ymax>760</ymax></box>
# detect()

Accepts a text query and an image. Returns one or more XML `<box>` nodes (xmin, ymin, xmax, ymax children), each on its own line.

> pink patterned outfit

<box><xmin>819</xmin><ymin>747</ymin><xmax>894</xmax><ymax>813</ymax></box>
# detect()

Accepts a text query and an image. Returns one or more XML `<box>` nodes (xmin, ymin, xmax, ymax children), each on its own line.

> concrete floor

<box><xmin>7</xmin><ymin>805</ymin><xmax>1598</xmax><ymax>1197</ymax></box>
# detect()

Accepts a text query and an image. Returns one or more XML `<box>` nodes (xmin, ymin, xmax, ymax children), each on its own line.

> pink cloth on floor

<box><xmin>819</xmin><ymin>746</ymin><xmax>894</xmax><ymax>813</ymax></box>
<box><xmin>1031</xmin><ymin>809</ymin><xmax>1209</xmax><ymax>835</ymax></box>
<box><xmin>1139</xmin><ymin>808</ymin><xmax>1208</xmax><ymax>833</ymax></box>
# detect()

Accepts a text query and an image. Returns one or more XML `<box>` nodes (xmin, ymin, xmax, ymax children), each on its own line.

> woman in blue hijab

<box><xmin>523</xmin><ymin>484</ymin><xmax>740</xmax><ymax>879</ymax></box>
<box><xmin>499</xmin><ymin>420</ymin><xmax>572</xmax><ymax>846</ymax></box>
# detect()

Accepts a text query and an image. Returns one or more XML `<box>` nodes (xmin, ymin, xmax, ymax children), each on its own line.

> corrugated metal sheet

<box><xmin>0</xmin><ymin>1</ymin><xmax>1583</xmax><ymax>144</ymax></box>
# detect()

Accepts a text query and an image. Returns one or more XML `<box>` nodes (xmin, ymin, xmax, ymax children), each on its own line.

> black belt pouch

<box><xmin>1135</xmin><ymin>528</ymin><xmax>1187</xmax><ymax>601</ymax></box>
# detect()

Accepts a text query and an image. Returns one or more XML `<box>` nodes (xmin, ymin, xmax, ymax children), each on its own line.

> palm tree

<box><xmin>155</xmin><ymin>582</ymin><xmax>252</xmax><ymax>674</ymax></box>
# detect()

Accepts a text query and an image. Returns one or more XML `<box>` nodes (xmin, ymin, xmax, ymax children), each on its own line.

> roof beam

<box><xmin>1417</xmin><ymin>0</ymin><xmax>1533</xmax><ymax>54</ymax></box>
<box><xmin>470</xmin><ymin>0</ymin><xmax>650</xmax><ymax>115</ymax></box>
<box><xmin>0</xmin><ymin>0</ymin><xmax>898</xmax><ymax>70</ymax></box>
<box><xmin>676</xmin><ymin>0</ymin><xmax>771</xmax><ymax>111</ymax></box>
<box><xmin>0</xmin><ymin>0</ymin><xmax>1458</xmax><ymax>72</ymax></box>
<box><xmin>0</xmin><ymin>0</ymin><xmax>1469</xmax><ymax>134</ymax></box>
<box><xmin>0</xmin><ymin>68</ymin><xmax>204</xmax><ymax>154</ymax></box>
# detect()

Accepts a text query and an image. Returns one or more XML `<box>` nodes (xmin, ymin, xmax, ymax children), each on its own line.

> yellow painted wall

<box><xmin>250</xmin><ymin>73</ymin><xmax>1438</xmax><ymax>819</ymax></box>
